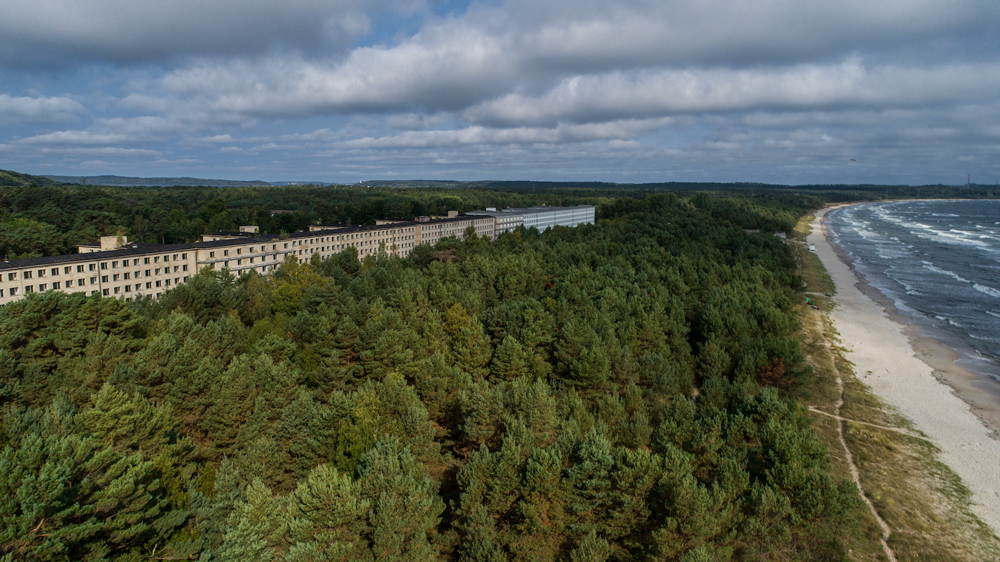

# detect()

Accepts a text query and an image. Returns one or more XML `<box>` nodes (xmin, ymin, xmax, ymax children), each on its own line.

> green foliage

<box><xmin>0</xmin><ymin>190</ymin><xmax>864</xmax><ymax>560</ymax></box>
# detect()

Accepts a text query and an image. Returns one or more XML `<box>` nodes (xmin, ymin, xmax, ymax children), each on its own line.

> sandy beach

<box><xmin>810</xmin><ymin>206</ymin><xmax>1000</xmax><ymax>535</ymax></box>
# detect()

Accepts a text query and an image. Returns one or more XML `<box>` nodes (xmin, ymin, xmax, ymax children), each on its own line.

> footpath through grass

<box><xmin>789</xmin><ymin>211</ymin><xmax>1000</xmax><ymax>562</ymax></box>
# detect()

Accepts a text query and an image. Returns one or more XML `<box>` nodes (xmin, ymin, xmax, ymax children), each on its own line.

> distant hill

<box><xmin>43</xmin><ymin>175</ymin><xmax>272</xmax><ymax>187</ymax></box>
<box><xmin>0</xmin><ymin>169</ymin><xmax>59</xmax><ymax>187</ymax></box>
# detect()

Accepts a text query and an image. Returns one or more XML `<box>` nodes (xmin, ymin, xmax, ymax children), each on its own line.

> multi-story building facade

<box><xmin>0</xmin><ymin>205</ymin><xmax>593</xmax><ymax>306</ymax></box>
<box><xmin>466</xmin><ymin>205</ymin><xmax>595</xmax><ymax>232</ymax></box>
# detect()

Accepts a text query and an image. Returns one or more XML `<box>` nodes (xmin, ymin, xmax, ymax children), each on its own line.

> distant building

<box><xmin>467</xmin><ymin>205</ymin><xmax>595</xmax><ymax>233</ymax></box>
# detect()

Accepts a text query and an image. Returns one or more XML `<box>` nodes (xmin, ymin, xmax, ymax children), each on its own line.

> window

<box><xmin>165</xmin><ymin>279</ymin><xmax>171</xmax><ymax>286</ymax></box>
<box><xmin>90</xmin><ymin>264</ymin><xmax>96</xmax><ymax>271</ymax></box>
<box><xmin>9</xmin><ymin>288</ymin><xmax>16</xmax><ymax>296</ymax></box>
<box><xmin>237</xmin><ymin>248</ymin><xmax>242</xmax><ymax>255</ymax></box>
<box><xmin>236</xmin><ymin>259</ymin><xmax>242</xmax><ymax>265</ymax></box>
<box><xmin>52</xmin><ymin>282</ymin><xmax>60</xmax><ymax>290</ymax></box>
<box><xmin>181</xmin><ymin>253</ymin><xmax>187</xmax><ymax>259</ymax></box>
<box><xmin>183</xmin><ymin>276</ymin><xmax>189</xmax><ymax>282</ymax></box>
<box><xmin>112</xmin><ymin>274</ymin><xmax>120</xmax><ymax>281</ymax></box>
<box><xmin>144</xmin><ymin>270</ymin><xmax>150</xmax><ymax>276</ymax></box>
<box><xmin>90</xmin><ymin>277</ymin><xmax>97</xmax><ymax>285</ymax></box>
<box><xmin>24</xmin><ymin>271</ymin><xmax>31</xmax><ymax>279</ymax></box>
<box><xmin>272</xmin><ymin>244</ymin><xmax>276</xmax><ymax>250</ymax></box>
<box><xmin>102</xmin><ymin>275</ymin><xmax>109</xmax><ymax>283</ymax></box>
<box><xmin>76</xmin><ymin>265</ymin><xmax>84</xmax><ymax>273</ymax></box>
<box><xmin>100</xmin><ymin>262</ymin><xmax>107</xmax><ymax>269</ymax></box>
<box><xmin>37</xmin><ymin>269</ymin><xmax>45</xmax><ymax>278</ymax></box>
<box><xmin>133</xmin><ymin>259</ymin><xmax>140</xmax><ymax>266</ymax></box>
<box><xmin>144</xmin><ymin>257</ymin><xmax>150</xmax><ymax>264</ymax></box>
<box><xmin>124</xmin><ymin>285</ymin><xmax>131</xmax><ymax>292</ymax></box>
<box><xmin>25</xmin><ymin>285</ymin><xmax>33</xmax><ymax>293</ymax></box>
<box><xmin>249</xmin><ymin>258</ymin><xmax>254</xmax><ymax>264</ymax></box>
<box><xmin>209</xmin><ymin>251</ymin><xmax>215</xmax><ymax>258</ymax></box>
<box><xmin>155</xmin><ymin>280</ymin><xmax>162</xmax><ymax>287</ymax></box>
<box><xmin>39</xmin><ymin>283</ymin><xmax>47</xmax><ymax>291</ymax></box>
<box><xmin>154</xmin><ymin>256</ymin><xmax>159</xmax><ymax>263</ymax></box>
<box><xmin>163</xmin><ymin>255</ymin><xmax>169</xmax><ymax>262</ymax></box>
<box><xmin>103</xmin><ymin>289</ymin><xmax>109</xmax><ymax>296</ymax></box>
<box><xmin>123</xmin><ymin>272</ymin><xmax>130</xmax><ymax>280</ymax></box>
<box><xmin>6</xmin><ymin>273</ymin><xmax>15</xmax><ymax>281</ymax></box>
<box><xmin>146</xmin><ymin>282</ymin><xmax>151</xmax><ymax>289</ymax></box>
<box><xmin>63</xmin><ymin>266</ymin><xmax>71</xmax><ymax>274</ymax></box>
<box><xmin>173</xmin><ymin>266</ymin><xmax>179</xmax><ymax>272</ymax></box>
<box><xmin>135</xmin><ymin>284</ymin><xmax>141</xmax><ymax>291</ymax></box>
<box><xmin>224</xmin><ymin>250</ymin><xmax>229</xmax><ymax>256</ymax></box>
<box><xmin>182</xmin><ymin>265</ymin><xmax>188</xmax><ymax>271</ymax></box>
<box><xmin>111</xmin><ymin>261</ymin><xmax>118</xmax><ymax>268</ymax></box>
<box><xmin>172</xmin><ymin>254</ymin><xmax>178</xmax><ymax>260</ymax></box>
<box><xmin>114</xmin><ymin>287</ymin><xmax>120</xmax><ymax>294</ymax></box>
<box><xmin>155</xmin><ymin>268</ymin><xmax>161</xmax><ymax>275</ymax></box>
<box><xmin>284</xmin><ymin>243</ymin><xmax>288</xmax><ymax>248</ymax></box>
<box><xmin>0</xmin><ymin>289</ymin><xmax>3</xmax><ymax>297</ymax></box>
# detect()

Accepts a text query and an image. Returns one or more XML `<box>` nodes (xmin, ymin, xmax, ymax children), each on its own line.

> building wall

<box><xmin>0</xmin><ymin>207</ymin><xmax>591</xmax><ymax>306</ymax></box>
<box><xmin>0</xmin><ymin>250</ymin><xmax>197</xmax><ymax>305</ymax></box>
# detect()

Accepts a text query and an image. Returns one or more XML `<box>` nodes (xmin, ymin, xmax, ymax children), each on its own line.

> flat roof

<box><xmin>0</xmin><ymin>214</ymin><xmax>499</xmax><ymax>271</ymax></box>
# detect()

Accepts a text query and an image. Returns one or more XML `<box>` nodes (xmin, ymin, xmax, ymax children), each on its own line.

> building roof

<box><xmin>0</xmin><ymin>213</ymin><xmax>497</xmax><ymax>271</ymax></box>
<box><xmin>468</xmin><ymin>205</ymin><xmax>594</xmax><ymax>217</ymax></box>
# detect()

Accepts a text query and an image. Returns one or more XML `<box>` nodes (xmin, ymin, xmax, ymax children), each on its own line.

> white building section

<box><xmin>467</xmin><ymin>205</ymin><xmax>595</xmax><ymax>232</ymax></box>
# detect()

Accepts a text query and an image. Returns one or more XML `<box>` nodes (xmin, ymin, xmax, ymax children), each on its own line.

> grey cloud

<box><xmin>0</xmin><ymin>0</ymin><xmax>405</xmax><ymax>66</ymax></box>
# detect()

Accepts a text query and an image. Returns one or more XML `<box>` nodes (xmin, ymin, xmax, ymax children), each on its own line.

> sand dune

<box><xmin>810</xmin><ymin>207</ymin><xmax>1000</xmax><ymax>534</ymax></box>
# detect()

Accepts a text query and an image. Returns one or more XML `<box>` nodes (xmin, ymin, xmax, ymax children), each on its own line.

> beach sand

<box><xmin>810</xmin><ymin>207</ymin><xmax>1000</xmax><ymax>534</ymax></box>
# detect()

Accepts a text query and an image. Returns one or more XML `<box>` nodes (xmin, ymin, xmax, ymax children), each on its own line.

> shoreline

<box><xmin>822</xmin><ymin>207</ymin><xmax>1000</xmax><ymax>437</ymax></box>
<box><xmin>810</xmin><ymin>205</ymin><xmax>1000</xmax><ymax>535</ymax></box>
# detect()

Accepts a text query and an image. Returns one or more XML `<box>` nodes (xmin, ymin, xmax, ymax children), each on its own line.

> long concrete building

<box><xmin>466</xmin><ymin>205</ymin><xmax>596</xmax><ymax>234</ymax></box>
<box><xmin>0</xmin><ymin>206</ymin><xmax>594</xmax><ymax>306</ymax></box>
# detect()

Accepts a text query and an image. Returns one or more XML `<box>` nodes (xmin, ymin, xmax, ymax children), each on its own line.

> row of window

<box><xmin>0</xmin><ymin>276</ymin><xmax>190</xmax><ymax>299</ymax></box>
<box><xmin>2</xmin><ymin>253</ymin><xmax>191</xmax><ymax>282</ymax></box>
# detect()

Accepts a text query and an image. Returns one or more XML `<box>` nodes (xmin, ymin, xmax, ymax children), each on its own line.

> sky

<box><xmin>1</xmin><ymin>0</ymin><xmax>998</xmax><ymax>185</ymax></box>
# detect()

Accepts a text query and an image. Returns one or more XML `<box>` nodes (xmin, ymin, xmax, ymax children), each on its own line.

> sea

<box><xmin>826</xmin><ymin>199</ymin><xmax>1000</xmax><ymax>388</ymax></box>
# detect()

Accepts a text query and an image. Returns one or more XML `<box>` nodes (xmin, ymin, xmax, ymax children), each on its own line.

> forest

<box><xmin>3</xmin><ymin>167</ymin><xmax>997</xmax><ymax>262</ymax></box>
<box><xmin>0</xmin><ymin>183</ymin><xmax>874</xmax><ymax>561</ymax></box>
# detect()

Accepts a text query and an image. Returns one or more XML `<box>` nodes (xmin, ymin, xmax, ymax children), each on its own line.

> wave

<box><xmin>921</xmin><ymin>263</ymin><xmax>971</xmax><ymax>283</ymax></box>
<box><xmin>974</xmin><ymin>283</ymin><xmax>1000</xmax><ymax>299</ymax></box>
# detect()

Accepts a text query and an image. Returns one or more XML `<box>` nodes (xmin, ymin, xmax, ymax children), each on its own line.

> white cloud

<box><xmin>465</xmin><ymin>60</ymin><xmax>1000</xmax><ymax>126</ymax></box>
<box><xmin>337</xmin><ymin>119</ymin><xmax>673</xmax><ymax>148</ymax></box>
<box><xmin>0</xmin><ymin>94</ymin><xmax>84</xmax><ymax>123</ymax></box>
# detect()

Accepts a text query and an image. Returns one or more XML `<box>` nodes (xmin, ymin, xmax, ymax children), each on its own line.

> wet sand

<box><xmin>810</xmin><ymin>206</ymin><xmax>1000</xmax><ymax>534</ymax></box>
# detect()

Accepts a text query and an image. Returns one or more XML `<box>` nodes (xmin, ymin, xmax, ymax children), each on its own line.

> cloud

<box><xmin>336</xmin><ymin>119</ymin><xmax>673</xmax><ymax>148</ymax></box>
<box><xmin>465</xmin><ymin>60</ymin><xmax>1000</xmax><ymax>126</ymax></box>
<box><xmin>2</xmin><ymin>0</ymin><xmax>999</xmax><ymax>184</ymax></box>
<box><xmin>0</xmin><ymin>0</ymin><xmax>417</xmax><ymax>66</ymax></box>
<box><xmin>0</xmin><ymin>94</ymin><xmax>85</xmax><ymax>123</ymax></box>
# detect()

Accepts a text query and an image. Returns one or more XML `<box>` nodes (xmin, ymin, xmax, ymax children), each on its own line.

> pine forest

<box><xmin>0</xmin><ymin>180</ymin><xmax>883</xmax><ymax>561</ymax></box>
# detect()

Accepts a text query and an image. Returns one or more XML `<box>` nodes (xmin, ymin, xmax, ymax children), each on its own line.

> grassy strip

<box><xmin>789</xmin><ymin>212</ymin><xmax>1000</xmax><ymax>561</ymax></box>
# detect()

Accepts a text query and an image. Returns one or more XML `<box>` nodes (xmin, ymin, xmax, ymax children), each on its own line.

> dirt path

<box><xmin>829</xmin><ymin>342</ymin><xmax>898</xmax><ymax>562</ymax></box>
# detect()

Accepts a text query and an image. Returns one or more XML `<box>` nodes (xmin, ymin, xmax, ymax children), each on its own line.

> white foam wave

<box><xmin>922</xmin><ymin>263</ymin><xmax>971</xmax><ymax>283</ymax></box>
<box><xmin>974</xmin><ymin>283</ymin><xmax>1000</xmax><ymax>298</ymax></box>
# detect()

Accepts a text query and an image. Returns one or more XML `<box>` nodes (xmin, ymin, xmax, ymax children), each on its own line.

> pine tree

<box><xmin>285</xmin><ymin>463</ymin><xmax>371</xmax><ymax>561</ymax></box>
<box><xmin>356</xmin><ymin>436</ymin><xmax>444</xmax><ymax>561</ymax></box>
